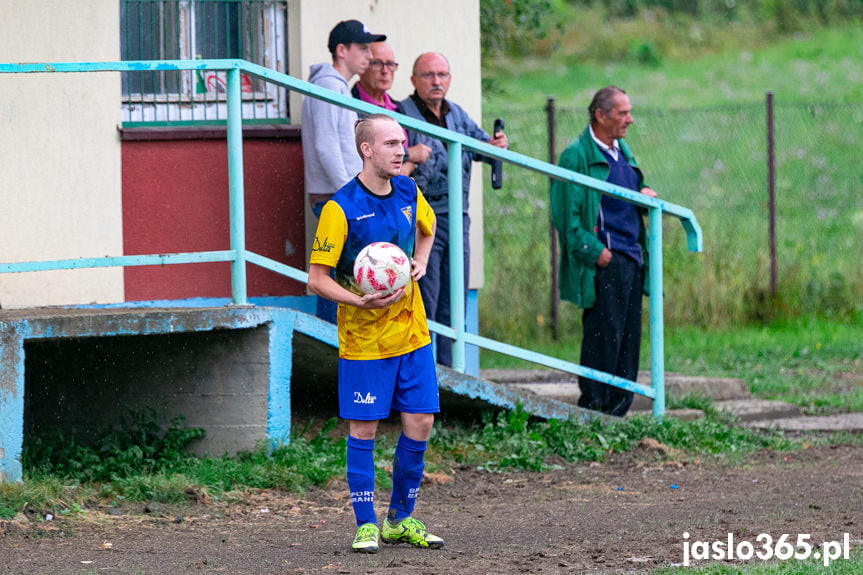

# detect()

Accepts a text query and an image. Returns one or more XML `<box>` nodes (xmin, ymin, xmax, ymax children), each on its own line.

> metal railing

<box><xmin>0</xmin><ymin>59</ymin><xmax>703</xmax><ymax>418</ymax></box>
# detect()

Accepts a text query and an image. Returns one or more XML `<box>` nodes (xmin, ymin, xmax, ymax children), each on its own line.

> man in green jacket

<box><xmin>550</xmin><ymin>86</ymin><xmax>657</xmax><ymax>416</ymax></box>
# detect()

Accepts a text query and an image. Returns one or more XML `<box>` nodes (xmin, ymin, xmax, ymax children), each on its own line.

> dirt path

<box><xmin>2</xmin><ymin>444</ymin><xmax>861</xmax><ymax>574</ymax></box>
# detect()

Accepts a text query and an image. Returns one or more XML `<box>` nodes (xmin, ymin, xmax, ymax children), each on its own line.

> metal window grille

<box><xmin>120</xmin><ymin>0</ymin><xmax>288</xmax><ymax>125</ymax></box>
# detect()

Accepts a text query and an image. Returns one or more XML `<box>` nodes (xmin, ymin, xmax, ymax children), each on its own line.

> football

<box><xmin>353</xmin><ymin>242</ymin><xmax>412</xmax><ymax>295</ymax></box>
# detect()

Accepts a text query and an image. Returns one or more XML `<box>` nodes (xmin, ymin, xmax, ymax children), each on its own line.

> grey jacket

<box><xmin>398</xmin><ymin>96</ymin><xmax>490</xmax><ymax>215</ymax></box>
<box><xmin>301</xmin><ymin>63</ymin><xmax>363</xmax><ymax>202</ymax></box>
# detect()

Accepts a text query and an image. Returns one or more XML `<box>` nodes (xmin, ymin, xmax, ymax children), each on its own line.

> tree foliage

<box><xmin>480</xmin><ymin>0</ymin><xmax>564</xmax><ymax>58</ymax></box>
<box><xmin>480</xmin><ymin>0</ymin><xmax>863</xmax><ymax>60</ymax></box>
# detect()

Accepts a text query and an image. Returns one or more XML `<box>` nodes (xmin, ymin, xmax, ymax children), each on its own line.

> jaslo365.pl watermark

<box><xmin>683</xmin><ymin>532</ymin><xmax>851</xmax><ymax>567</ymax></box>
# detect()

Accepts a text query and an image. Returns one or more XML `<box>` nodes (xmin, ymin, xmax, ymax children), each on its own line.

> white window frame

<box><xmin>122</xmin><ymin>0</ymin><xmax>288</xmax><ymax>125</ymax></box>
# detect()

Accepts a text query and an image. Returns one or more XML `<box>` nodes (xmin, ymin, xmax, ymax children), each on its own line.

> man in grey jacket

<box><xmin>302</xmin><ymin>20</ymin><xmax>386</xmax><ymax>217</ymax></box>
<box><xmin>398</xmin><ymin>52</ymin><xmax>507</xmax><ymax>366</ymax></box>
<box><xmin>302</xmin><ymin>20</ymin><xmax>386</xmax><ymax>322</ymax></box>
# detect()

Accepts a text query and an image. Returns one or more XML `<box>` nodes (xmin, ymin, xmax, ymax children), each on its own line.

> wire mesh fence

<box><xmin>480</xmin><ymin>100</ymin><xmax>863</xmax><ymax>339</ymax></box>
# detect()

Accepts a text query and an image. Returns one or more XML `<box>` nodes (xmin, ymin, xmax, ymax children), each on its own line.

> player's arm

<box><xmin>308</xmin><ymin>264</ymin><xmax>404</xmax><ymax>309</ymax></box>
<box><xmin>412</xmin><ymin>190</ymin><xmax>436</xmax><ymax>281</ymax></box>
<box><xmin>412</xmin><ymin>218</ymin><xmax>435</xmax><ymax>281</ymax></box>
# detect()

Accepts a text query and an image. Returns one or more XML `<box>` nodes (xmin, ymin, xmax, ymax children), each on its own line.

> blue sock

<box><xmin>346</xmin><ymin>435</ymin><xmax>376</xmax><ymax>527</ymax></box>
<box><xmin>387</xmin><ymin>433</ymin><xmax>427</xmax><ymax>523</ymax></box>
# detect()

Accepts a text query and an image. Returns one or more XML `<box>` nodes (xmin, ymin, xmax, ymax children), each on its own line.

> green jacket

<box><xmin>550</xmin><ymin>126</ymin><xmax>650</xmax><ymax>309</ymax></box>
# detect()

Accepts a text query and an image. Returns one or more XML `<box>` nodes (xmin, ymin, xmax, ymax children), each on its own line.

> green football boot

<box><xmin>351</xmin><ymin>523</ymin><xmax>380</xmax><ymax>554</ymax></box>
<box><xmin>381</xmin><ymin>517</ymin><xmax>444</xmax><ymax>549</ymax></box>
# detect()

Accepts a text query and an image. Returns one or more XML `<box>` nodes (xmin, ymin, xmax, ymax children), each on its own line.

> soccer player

<box><xmin>307</xmin><ymin>114</ymin><xmax>444</xmax><ymax>554</ymax></box>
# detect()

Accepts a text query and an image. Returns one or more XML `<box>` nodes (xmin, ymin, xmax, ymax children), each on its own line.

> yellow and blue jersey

<box><xmin>310</xmin><ymin>175</ymin><xmax>435</xmax><ymax>360</ymax></box>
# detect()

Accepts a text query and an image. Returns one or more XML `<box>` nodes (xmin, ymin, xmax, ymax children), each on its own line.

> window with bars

<box><xmin>120</xmin><ymin>0</ymin><xmax>288</xmax><ymax>126</ymax></box>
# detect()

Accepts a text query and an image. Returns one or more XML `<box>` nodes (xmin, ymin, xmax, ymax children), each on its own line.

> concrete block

<box><xmin>714</xmin><ymin>399</ymin><xmax>803</xmax><ymax>422</ymax></box>
<box><xmin>482</xmin><ymin>369</ymin><xmax>751</xmax><ymax>413</ymax></box>
<box><xmin>24</xmin><ymin>326</ymin><xmax>271</xmax><ymax>456</ymax></box>
<box><xmin>745</xmin><ymin>412</ymin><xmax>863</xmax><ymax>432</ymax></box>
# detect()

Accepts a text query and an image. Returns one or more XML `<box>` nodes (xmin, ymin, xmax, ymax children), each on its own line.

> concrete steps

<box><xmin>479</xmin><ymin>369</ymin><xmax>863</xmax><ymax>432</ymax></box>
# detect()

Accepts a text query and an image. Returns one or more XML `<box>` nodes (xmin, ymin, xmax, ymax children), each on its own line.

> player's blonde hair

<box><xmin>354</xmin><ymin>113</ymin><xmax>399</xmax><ymax>157</ymax></box>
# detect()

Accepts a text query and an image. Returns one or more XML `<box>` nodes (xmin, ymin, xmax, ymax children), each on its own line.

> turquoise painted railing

<box><xmin>0</xmin><ymin>59</ymin><xmax>702</xmax><ymax>418</ymax></box>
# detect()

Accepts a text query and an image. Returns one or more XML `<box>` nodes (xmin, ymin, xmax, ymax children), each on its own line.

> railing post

<box><xmin>648</xmin><ymin>206</ymin><xmax>665</xmax><ymax>418</ymax></box>
<box><xmin>448</xmin><ymin>141</ymin><xmax>465</xmax><ymax>372</ymax></box>
<box><xmin>226</xmin><ymin>67</ymin><xmax>248</xmax><ymax>305</ymax></box>
<box><xmin>766</xmin><ymin>91</ymin><xmax>777</xmax><ymax>300</ymax></box>
<box><xmin>546</xmin><ymin>96</ymin><xmax>559</xmax><ymax>340</ymax></box>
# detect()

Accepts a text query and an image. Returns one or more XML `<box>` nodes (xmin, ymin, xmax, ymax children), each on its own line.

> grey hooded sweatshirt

<box><xmin>300</xmin><ymin>63</ymin><xmax>363</xmax><ymax>207</ymax></box>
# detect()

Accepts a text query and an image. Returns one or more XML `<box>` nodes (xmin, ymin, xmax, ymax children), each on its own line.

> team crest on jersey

<box><xmin>312</xmin><ymin>236</ymin><xmax>335</xmax><ymax>253</ymax></box>
<box><xmin>401</xmin><ymin>206</ymin><xmax>413</xmax><ymax>224</ymax></box>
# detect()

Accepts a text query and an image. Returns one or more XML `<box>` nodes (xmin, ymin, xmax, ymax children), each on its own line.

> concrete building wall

<box><xmin>290</xmin><ymin>0</ymin><xmax>486</xmax><ymax>288</ymax></box>
<box><xmin>0</xmin><ymin>0</ymin><xmax>124</xmax><ymax>308</ymax></box>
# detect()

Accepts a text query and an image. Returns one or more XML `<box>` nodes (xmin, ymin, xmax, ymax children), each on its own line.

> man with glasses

<box><xmin>397</xmin><ymin>52</ymin><xmax>507</xmax><ymax>367</ymax></box>
<box><xmin>351</xmin><ymin>42</ymin><xmax>430</xmax><ymax>175</ymax></box>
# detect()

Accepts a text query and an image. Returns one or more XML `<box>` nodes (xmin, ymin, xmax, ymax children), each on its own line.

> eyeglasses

<box><xmin>416</xmin><ymin>71</ymin><xmax>451</xmax><ymax>80</ymax></box>
<box><xmin>369</xmin><ymin>60</ymin><xmax>399</xmax><ymax>71</ymax></box>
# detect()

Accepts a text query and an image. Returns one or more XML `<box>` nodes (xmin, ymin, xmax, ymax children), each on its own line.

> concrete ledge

<box><xmin>745</xmin><ymin>412</ymin><xmax>863</xmax><ymax>432</ymax></box>
<box><xmin>436</xmin><ymin>367</ymin><xmax>607</xmax><ymax>424</ymax></box>
<box><xmin>714</xmin><ymin>399</ymin><xmax>803</xmax><ymax>422</ymax></box>
<box><xmin>0</xmin><ymin>306</ymin><xmax>312</xmax><ymax>482</ymax></box>
<box><xmin>486</xmin><ymin>369</ymin><xmax>751</xmax><ymax>412</ymax></box>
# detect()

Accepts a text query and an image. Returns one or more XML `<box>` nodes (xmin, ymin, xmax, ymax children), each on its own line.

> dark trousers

<box><xmin>418</xmin><ymin>212</ymin><xmax>470</xmax><ymax>367</ymax></box>
<box><xmin>578</xmin><ymin>253</ymin><xmax>644</xmax><ymax>416</ymax></box>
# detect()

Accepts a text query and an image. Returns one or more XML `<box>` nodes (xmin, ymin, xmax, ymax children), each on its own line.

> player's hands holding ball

<box><xmin>358</xmin><ymin>288</ymin><xmax>405</xmax><ymax>308</ymax></box>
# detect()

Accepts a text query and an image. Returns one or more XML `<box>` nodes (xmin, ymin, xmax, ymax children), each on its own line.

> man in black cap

<box><xmin>302</xmin><ymin>20</ymin><xmax>386</xmax><ymax>323</ymax></box>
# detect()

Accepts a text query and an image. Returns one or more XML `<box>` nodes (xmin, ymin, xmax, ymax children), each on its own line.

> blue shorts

<box><xmin>338</xmin><ymin>344</ymin><xmax>440</xmax><ymax>421</ymax></box>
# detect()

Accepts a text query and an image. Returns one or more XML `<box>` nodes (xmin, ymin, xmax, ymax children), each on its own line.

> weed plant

<box><xmin>24</xmin><ymin>409</ymin><xmax>205</xmax><ymax>482</ymax></box>
<box><xmin>430</xmin><ymin>403</ymin><xmax>793</xmax><ymax>473</ymax></box>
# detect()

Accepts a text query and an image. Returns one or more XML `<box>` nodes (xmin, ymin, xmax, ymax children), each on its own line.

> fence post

<box><xmin>227</xmin><ymin>67</ymin><xmax>248</xmax><ymax>305</ymax></box>
<box><xmin>649</xmin><ymin>206</ymin><xmax>665</xmax><ymax>419</ymax></box>
<box><xmin>546</xmin><ymin>96</ymin><xmax>559</xmax><ymax>340</ymax></box>
<box><xmin>448</xmin><ymin>141</ymin><xmax>466</xmax><ymax>372</ymax></box>
<box><xmin>766</xmin><ymin>91</ymin><xmax>777</xmax><ymax>299</ymax></box>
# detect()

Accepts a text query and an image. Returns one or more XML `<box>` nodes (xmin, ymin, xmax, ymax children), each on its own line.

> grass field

<box><xmin>654</xmin><ymin>549</ymin><xmax>863</xmax><ymax>574</ymax></box>
<box><xmin>478</xmin><ymin>25</ymin><xmax>863</xmax><ymax>337</ymax></box>
<box><xmin>484</xmin><ymin>25</ymin><xmax>863</xmax><ymax>109</ymax></box>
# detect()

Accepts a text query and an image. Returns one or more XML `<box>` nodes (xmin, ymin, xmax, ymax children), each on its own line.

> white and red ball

<box><xmin>353</xmin><ymin>242</ymin><xmax>412</xmax><ymax>295</ymax></box>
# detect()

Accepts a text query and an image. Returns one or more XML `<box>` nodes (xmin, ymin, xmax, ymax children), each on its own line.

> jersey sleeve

<box><xmin>309</xmin><ymin>201</ymin><xmax>348</xmax><ymax>268</ymax></box>
<box><xmin>416</xmin><ymin>189</ymin><xmax>435</xmax><ymax>237</ymax></box>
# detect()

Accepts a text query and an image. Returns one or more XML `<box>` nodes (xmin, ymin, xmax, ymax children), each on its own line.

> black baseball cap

<box><xmin>327</xmin><ymin>20</ymin><xmax>386</xmax><ymax>54</ymax></box>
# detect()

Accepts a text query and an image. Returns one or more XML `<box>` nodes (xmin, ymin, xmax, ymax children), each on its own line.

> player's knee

<box><xmin>403</xmin><ymin>413</ymin><xmax>434</xmax><ymax>441</ymax></box>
